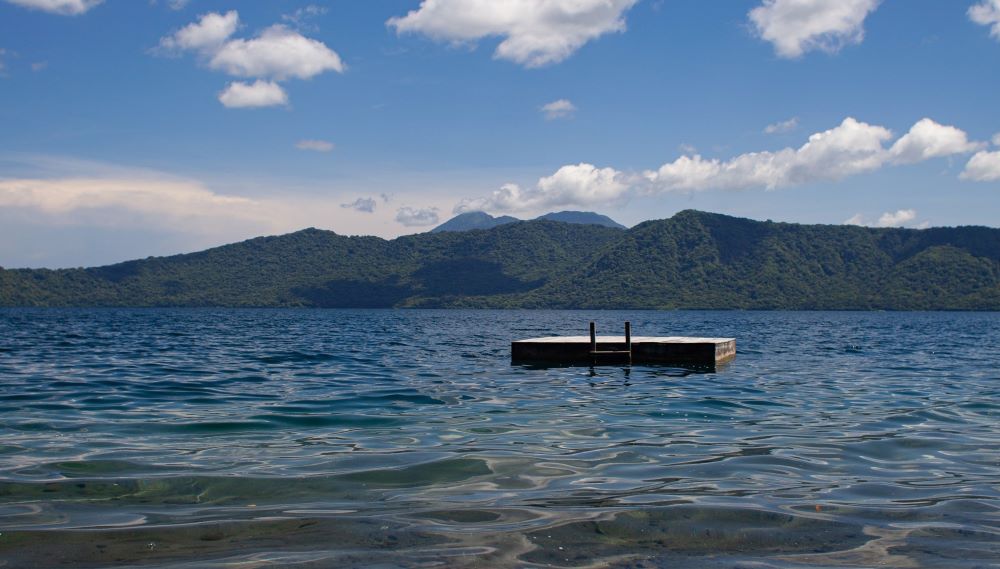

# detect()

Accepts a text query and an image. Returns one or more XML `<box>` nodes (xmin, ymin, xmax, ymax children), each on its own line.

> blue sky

<box><xmin>1</xmin><ymin>0</ymin><xmax>999</xmax><ymax>268</ymax></box>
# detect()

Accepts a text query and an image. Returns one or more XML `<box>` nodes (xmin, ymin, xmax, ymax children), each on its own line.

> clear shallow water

<box><xmin>0</xmin><ymin>309</ymin><xmax>997</xmax><ymax>568</ymax></box>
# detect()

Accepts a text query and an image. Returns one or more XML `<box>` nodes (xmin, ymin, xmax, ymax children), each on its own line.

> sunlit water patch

<box><xmin>0</xmin><ymin>309</ymin><xmax>997</xmax><ymax>567</ymax></box>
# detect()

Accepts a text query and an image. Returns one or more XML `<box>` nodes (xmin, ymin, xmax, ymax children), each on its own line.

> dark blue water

<box><xmin>0</xmin><ymin>309</ymin><xmax>997</xmax><ymax>568</ymax></box>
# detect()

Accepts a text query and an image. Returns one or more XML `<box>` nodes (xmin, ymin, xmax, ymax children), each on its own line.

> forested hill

<box><xmin>2</xmin><ymin>210</ymin><xmax>999</xmax><ymax>309</ymax></box>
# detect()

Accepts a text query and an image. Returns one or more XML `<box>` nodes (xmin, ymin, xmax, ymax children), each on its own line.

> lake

<box><xmin>0</xmin><ymin>309</ymin><xmax>997</xmax><ymax>568</ymax></box>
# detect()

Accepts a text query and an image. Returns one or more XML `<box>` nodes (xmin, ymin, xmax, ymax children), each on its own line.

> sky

<box><xmin>1</xmin><ymin>0</ymin><xmax>999</xmax><ymax>268</ymax></box>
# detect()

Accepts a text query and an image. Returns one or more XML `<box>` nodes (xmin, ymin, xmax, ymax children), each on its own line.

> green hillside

<box><xmin>2</xmin><ymin>211</ymin><xmax>998</xmax><ymax>309</ymax></box>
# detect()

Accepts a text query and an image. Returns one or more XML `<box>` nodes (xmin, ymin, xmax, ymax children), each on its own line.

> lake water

<box><xmin>0</xmin><ymin>309</ymin><xmax>997</xmax><ymax>568</ymax></box>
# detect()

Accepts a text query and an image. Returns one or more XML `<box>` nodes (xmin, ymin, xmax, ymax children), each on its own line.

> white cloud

<box><xmin>296</xmin><ymin>139</ymin><xmax>334</xmax><ymax>152</ymax></box>
<box><xmin>749</xmin><ymin>0</ymin><xmax>881</xmax><ymax>58</ymax></box>
<box><xmin>341</xmin><ymin>197</ymin><xmax>376</xmax><ymax>213</ymax></box>
<box><xmin>845</xmin><ymin>209</ymin><xmax>919</xmax><ymax>228</ymax></box>
<box><xmin>454</xmin><ymin>117</ymin><xmax>982</xmax><ymax>214</ymax></box>
<box><xmin>969</xmin><ymin>0</ymin><xmax>1000</xmax><ymax>39</ymax></box>
<box><xmin>455</xmin><ymin>163</ymin><xmax>629</xmax><ymax>213</ymax></box>
<box><xmin>395</xmin><ymin>206</ymin><xmax>439</xmax><ymax>227</ymax></box>
<box><xmin>961</xmin><ymin>150</ymin><xmax>1000</xmax><ymax>182</ymax></box>
<box><xmin>764</xmin><ymin>117</ymin><xmax>798</xmax><ymax>134</ymax></box>
<box><xmin>646</xmin><ymin>117</ymin><xmax>980</xmax><ymax>193</ymax></box>
<box><xmin>209</xmin><ymin>24</ymin><xmax>344</xmax><ymax>80</ymax></box>
<box><xmin>159</xmin><ymin>10</ymin><xmax>238</xmax><ymax>52</ymax></box>
<box><xmin>647</xmin><ymin>117</ymin><xmax>893</xmax><ymax>191</ymax></box>
<box><xmin>283</xmin><ymin>5</ymin><xmax>327</xmax><ymax>30</ymax></box>
<box><xmin>877</xmin><ymin>209</ymin><xmax>917</xmax><ymax>227</ymax></box>
<box><xmin>218</xmin><ymin>80</ymin><xmax>288</xmax><ymax>108</ymax></box>
<box><xmin>992</xmin><ymin>133</ymin><xmax>1000</xmax><ymax>147</ymax></box>
<box><xmin>541</xmin><ymin>99</ymin><xmax>576</xmax><ymax>120</ymax></box>
<box><xmin>844</xmin><ymin>213</ymin><xmax>865</xmax><ymax>226</ymax></box>
<box><xmin>156</xmin><ymin>11</ymin><xmax>344</xmax><ymax>107</ymax></box>
<box><xmin>387</xmin><ymin>0</ymin><xmax>639</xmax><ymax>68</ymax></box>
<box><xmin>0</xmin><ymin>177</ymin><xmax>261</xmax><ymax>222</ymax></box>
<box><xmin>888</xmin><ymin>118</ymin><xmax>983</xmax><ymax>164</ymax></box>
<box><xmin>4</xmin><ymin>0</ymin><xmax>102</xmax><ymax>15</ymax></box>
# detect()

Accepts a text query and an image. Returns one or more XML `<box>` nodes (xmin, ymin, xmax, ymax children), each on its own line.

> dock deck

<box><xmin>511</xmin><ymin>335</ymin><xmax>736</xmax><ymax>366</ymax></box>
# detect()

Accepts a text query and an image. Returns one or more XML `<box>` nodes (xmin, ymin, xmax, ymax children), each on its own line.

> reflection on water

<box><xmin>0</xmin><ymin>309</ymin><xmax>997</xmax><ymax>568</ymax></box>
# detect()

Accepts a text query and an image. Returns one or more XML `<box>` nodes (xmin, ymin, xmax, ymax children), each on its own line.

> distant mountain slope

<box><xmin>535</xmin><ymin>211</ymin><xmax>627</xmax><ymax>229</ymax></box>
<box><xmin>429</xmin><ymin>211</ymin><xmax>519</xmax><ymax>233</ymax></box>
<box><xmin>430</xmin><ymin>210</ymin><xmax>626</xmax><ymax>233</ymax></box>
<box><xmin>2</xmin><ymin>211</ymin><xmax>998</xmax><ymax>309</ymax></box>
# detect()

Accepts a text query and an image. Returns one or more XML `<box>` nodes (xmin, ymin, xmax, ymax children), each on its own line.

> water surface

<box><xmin>0</xmin><ymin>309</ymin><xmax>997</xmax><ymax>568</ymax></box>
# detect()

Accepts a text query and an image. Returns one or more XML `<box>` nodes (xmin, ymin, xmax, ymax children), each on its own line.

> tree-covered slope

<box><xmin>1</xmin><ymin>211</ymin><xmax>998</xmax><ymax>309</ymax></box>
<box><xmin>512</xmin><ymin>211</ymin><xmax>1000</xmax><ymax>310</ymax></box>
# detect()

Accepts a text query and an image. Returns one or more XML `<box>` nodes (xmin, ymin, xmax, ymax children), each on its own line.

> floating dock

<box><xmin>511</xmin><ymin>322</ymin><xmax>735</xmax><ymax>367</ymax></box>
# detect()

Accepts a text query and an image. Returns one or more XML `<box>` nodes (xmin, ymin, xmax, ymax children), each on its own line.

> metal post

<box><xmin>625</xmin><ymin>321</ymin><xmax>632</xmax><ymax>365</ymax></box>
<box><xmin>589</xmin><ymin>321</ymin><xmax>596</xmax><ymax>353</ymax></box>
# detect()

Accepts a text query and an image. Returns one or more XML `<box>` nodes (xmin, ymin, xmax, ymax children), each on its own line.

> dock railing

<box><xmin>589</xmin><ymin>321</ymin><xmax>632</xmax><ymax>365</ymax></box>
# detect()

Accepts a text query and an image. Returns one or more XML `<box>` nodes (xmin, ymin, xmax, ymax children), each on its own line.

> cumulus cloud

<box><xmin>455</xmin><ymin>163</ymin><xmax>629</xmax><ymax>214</ymax></box>
<box><xmin>845</xmin><ymin>209</ymin><xmax>919</xmax><ymax>228</ymax></box>
<box><xmin>296</xmin><ymin>139</ymin><xmax>335</xmax><ymax>152</ymax></box>
<box><xmin>994</xmin><ymin>133</ymin><xmax>1000</xmax><ymax>147</ymax></box>
<box><xmin>888</xmin><ymin>118</ymin><xmax>983</xmax><ymax>164</ymax></box>
<box><xmin>455</xmin><ymin>117</ymin><xmax>982</xmax><ymax>214</ymax></box>
<box><xmin>541</xmin><ymin>99</ymin><xmax>577</xmax><ymax>120</ymax></box>
<box><xmin>764</xmin><ymin>117</ymin><xmax>798</xmax><ymax>134</ymax></box>
<box><xmin>218</xmin><ymin>80</ymin><xmax>288</xmax><ymax>108</ymax></box>
<box><xmin>877</xmin><ymin>209</ymin><xmax>917</xmax><ymax>227</ymax></box>
<box><xmin>646</xmin><ymin>117</ymin><xmax>980</xmax><ymax>192</ymax></box>
<box><xmin>969</xmin><ymin>0</ymin><xmax>1000</xmax><ymax>39</ymax></box>
<box><xmin>395</xmin><ymin>206</ymin><xmax>439</xmax><ymax>227</ymax></box>
<box><xmin>387</xmin><ymin>0</ymin><xmax>639</xmax><ymax>67</ymax></box>
<box><xmin>158</xmin><ymin>10</ymin><xmax>238</xmax><ymax>52</ymax></box>
<box><xmin>156</xmin><ymin>11</ymin><xmax>344</xmax><ymax>107</ymax></box>
<box><xmin>4</xmin><ymin>0</ymin><xmax>102</xmax><ymax>15</ymax></box>
<box><xmin>961</xmin><ymin>150</ymin><xmax>1000</xmax><ymax>182</ymax></box>
<box><xmin>341</xmin><ymin>197</ymin><xmax>377</xmax><ymax>213</ymax></box>
<box><xmin>208</xmin><ymin>25</ymin><xmax>344</xmax><ymax>80</ymax></box>
<box><xmin>749</xmin><ymin>0</ymin><xmax>881</xmax><ymax>58</ymax></box>
<box><xmin>647</xmin><ymin>117</ymin><xmax>893</xmax><ymax>191</ymax></box>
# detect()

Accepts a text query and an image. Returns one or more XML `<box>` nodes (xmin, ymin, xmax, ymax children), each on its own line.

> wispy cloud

<box><xmin>541</xmin><ymin>99</ymin><xmax>577</xmax><ymax>120</ymax></box>
<box><xmin>296</xmin><ymin>139</ymin><xmax>335</xmax><ymax>152</ymax></box>
<box><xmin>4</xmin><ymin>0</ymin><xmax>102</xmax><ymax>16</ymax></box>
<box><xmin>764</xmin><ymin>117</ymin><xmax>798</xmax><ymax>134</ymax></box>
<box><xmin>341</xmin><ymin>197</ymin><xmax>376</xmax><ymax>213</ymax></box>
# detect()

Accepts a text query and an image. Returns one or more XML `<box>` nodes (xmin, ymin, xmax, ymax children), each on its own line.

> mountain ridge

<box><xmin>430</xmin><ymin>210</ymin><xmax>627</xmax><ymax>233</ymax></box>
<box><xmin>2</xmin><ymin>210</ymin><xmax>998</xmax><ymax>310</ymax></box>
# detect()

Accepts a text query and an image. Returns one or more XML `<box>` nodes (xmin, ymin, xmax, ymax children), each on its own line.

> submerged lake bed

<box><xmin>0</xmin><ymin>309</ymin><xmax>997</xmax><ymax>568</ymax></box>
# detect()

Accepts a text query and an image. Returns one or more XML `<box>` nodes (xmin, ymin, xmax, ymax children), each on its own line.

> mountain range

<box><xmin>430</xmin><ymin>210</ymin><xmax>626</xmax><ymax>233</ymax></box>
<box><xmin>2</xmin><ymin>210</ymin><xmax>998</xmax><ymax>309</ymax></box>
